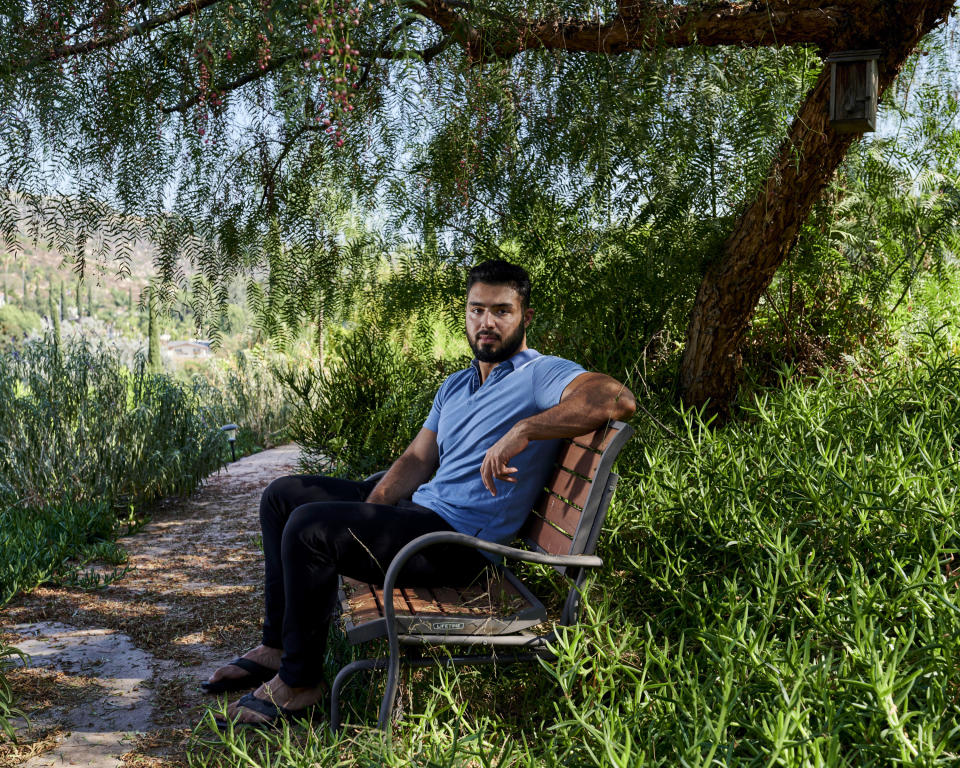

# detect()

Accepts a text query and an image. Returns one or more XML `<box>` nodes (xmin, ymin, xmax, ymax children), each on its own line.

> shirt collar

<box><xmin>469</xmin><ymin>348</ymin><xmax>540</xmax><ymax>383</ymax></box>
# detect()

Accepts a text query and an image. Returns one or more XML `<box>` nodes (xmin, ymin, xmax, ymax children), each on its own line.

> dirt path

<box><xmin>0</xmin><ymin>445</ymin><xmax>301</xmax><ymax>768</ymax></box>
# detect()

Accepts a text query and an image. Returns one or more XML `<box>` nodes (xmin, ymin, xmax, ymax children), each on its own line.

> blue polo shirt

<box><xmin>411</xmin><ymin>349</ymin><xmax>586</xmax><ymax>543</ymax></box>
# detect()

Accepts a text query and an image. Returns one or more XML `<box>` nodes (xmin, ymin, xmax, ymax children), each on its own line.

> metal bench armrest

<box><xmin>376</xmin><ymin>530</ymin><xmax>601</xmax><ymax>729</ymax></box>
<box><xmin>392</xmin><ymin>531</ymin><xmax>602</xmax><ymax>576</ymax></box>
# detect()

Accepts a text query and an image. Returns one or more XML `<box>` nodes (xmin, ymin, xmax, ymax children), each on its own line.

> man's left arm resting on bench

<box><xmin>480</xmin><ymin>372</ymin><xmax>636</xmax><ymax>496</ymax></box>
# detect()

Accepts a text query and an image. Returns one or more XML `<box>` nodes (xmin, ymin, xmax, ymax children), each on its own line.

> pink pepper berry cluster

<box><xmin>300</xmin><ymin>0</ymin><xmax>362</xmax><ymax>147</ymax></box>
<box><xmin>192</xmin><ymin>40</ymin><xmax>224</xmax><ymax>143</ymax></box>
<box><xmin>257</xmin><ymin>32</ymin><xmax>272</xmax><ymax>70</ymax></box>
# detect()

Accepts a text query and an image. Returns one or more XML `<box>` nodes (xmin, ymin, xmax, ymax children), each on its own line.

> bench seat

<box><xmin>338</xmin><ymin>569</ymin><xmax>547</xmax><ymax>644</ymax></box>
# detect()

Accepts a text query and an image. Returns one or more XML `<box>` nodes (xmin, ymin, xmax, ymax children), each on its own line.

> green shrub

<box><xmin>277</xmin><ymin>325</ymin><xmax>463</xmax><ymax>477</ymax></box>
<box><xmin>0</xmin><ymin>304</ymin><xmax>41</xmax><ymax>339</ymax></box>
<box><xmin>0</xmin><ymin>336</ymin><xmax>223</xmax><ymax>514</ymax></box>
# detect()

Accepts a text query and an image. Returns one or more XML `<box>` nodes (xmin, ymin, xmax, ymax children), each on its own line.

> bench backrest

<box><xmin>520</xmin><ymin>420</ymin><xmax>633</xmax><ymax>571</ymax></box>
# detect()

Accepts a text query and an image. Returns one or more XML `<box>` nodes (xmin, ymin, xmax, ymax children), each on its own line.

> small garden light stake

<box><xmin>221</xmin><ymin>423</ymin><xmax>238</xmax><ymax>462</ymax></box>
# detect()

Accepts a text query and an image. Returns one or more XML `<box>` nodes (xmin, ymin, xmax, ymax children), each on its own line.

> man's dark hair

<box><xmin>466</xmin><ymin>260</ymin><xmax>532</xmax><ymax>309</ymax></box>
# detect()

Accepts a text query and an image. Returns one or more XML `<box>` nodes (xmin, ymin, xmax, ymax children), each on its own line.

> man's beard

<box><xmin>468</xmin><ymin>322</ymin><xmax>526</xmax><ymax>363</ymax></box>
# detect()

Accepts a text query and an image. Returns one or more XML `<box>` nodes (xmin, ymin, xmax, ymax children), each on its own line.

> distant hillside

<box><xmin>1</xmin><ymin>231</ymin><xmax>155</xmax><ymax>300</ymax></box>
<box><xmin>0</xmin><ymin>230</ymin><xmax>254</xmax><ymax>353</ymax></box>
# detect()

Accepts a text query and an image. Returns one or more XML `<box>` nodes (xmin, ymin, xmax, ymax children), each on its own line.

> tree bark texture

<box><xmin>678</xmin><ymin>0</ymin><xmax>958</xmax><ymax>413</ymax></box>
<box><xmin>418</xmin><ymin>1</ymin><xmax>865</xmax><ymax>61</ymax></box>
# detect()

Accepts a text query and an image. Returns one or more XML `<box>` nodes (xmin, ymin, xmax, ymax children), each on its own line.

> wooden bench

<box><xmin>330</xmin><ymin>419</ymin><xmax>634</xmax><ymax>731</ymax></box>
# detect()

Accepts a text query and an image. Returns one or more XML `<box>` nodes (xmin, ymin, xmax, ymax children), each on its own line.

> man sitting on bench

<box><xmin>204</xmin><ymin>259</ymin><xmax>636</xmax><ymax>727</ymax></box>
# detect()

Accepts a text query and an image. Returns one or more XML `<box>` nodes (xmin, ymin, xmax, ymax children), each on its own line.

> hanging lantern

<box><xmin>827</xmin><ymin>49</ymin><xmax>881</xmax><ymax>134</ymax></box>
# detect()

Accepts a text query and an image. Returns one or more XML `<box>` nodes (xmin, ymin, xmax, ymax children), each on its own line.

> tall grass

<box><xmin>198</xmin><ymin>349</ymin><xmax>293</xmax><ymax>457</ymax></box>
<box><xmin>0</xmin><ymin>336</ymin><xmax>223</xmax><ymax>512</ymax></box>
<box><xmin>193</xmin><ymin>327</ymin><xmax>960</xmax><ymax>766</ymax></box>
<box><xmin>0</xmin><ymin>335</ymin><xmax>294</xmax><ymax>607</ymax></box>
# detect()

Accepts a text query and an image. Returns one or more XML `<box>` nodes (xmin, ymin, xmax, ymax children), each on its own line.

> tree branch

<box><xmin>163</xmin><ymin>34</ymin><xmax>453</xmax><ymax>114</ymax></box>
<box><xmin>413</xmin><ymin>0</ymin><xmax>861</xmax><ymax>61</ymax></box>
<box><xmin>162</xmin><ymin>51</ymin><xmax>300</xmax><ymax>114</ymax></box>
<box><xmin>21</xmin><ymin>0</ymin><xmax>224</xmax><ymax>72</ymax></box>
<box><xmin>70</xmin><ymin>0</ymin><xmax>154</xmax><ymax>41</ymax></box>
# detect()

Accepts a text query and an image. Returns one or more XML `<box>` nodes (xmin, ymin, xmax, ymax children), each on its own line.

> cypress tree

<box><xmin>76</xmin><ymin>280</ymin><xmax>83</xmax><ymax>319</ymax></box>
<box><xmin>59</xmin><ymin>280</ymin><xmax>65</xmax><ymax>323</ymax></box>
<box><xmin>87</xmin><ymin>283</ymin><xmax>93</xmax><ymax>317</ymax></box>
<box><xmin>21</xmin><ymin>269</ymin><xmax>26</xmax><ymax>303</ymax></box>
<box><xmin>49</xmin><ymin>291</ymin><xmax>61</xmax><ymax>347</ymax></box>
<box><xmin>147</xmin><ymin>288</ymin><xmax>161</xmax><ymax>371</ymax></box>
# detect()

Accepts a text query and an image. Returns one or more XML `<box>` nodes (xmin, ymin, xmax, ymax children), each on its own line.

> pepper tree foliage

<box><xmin>763</xmin><ymin>35</ymin><xmax>960</xmax><ymax>364</ymax></box>
<box><xmin>0</xmin><ymin>1</ymin><xmax>956</xmax><ymax>363</ymax></box>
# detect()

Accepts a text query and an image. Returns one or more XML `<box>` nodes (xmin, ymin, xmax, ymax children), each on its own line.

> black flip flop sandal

<box><xmin>200</xmin><ymin>657</ymin><xmax>277</xmax><ymax>694</ymax></box>
<box><xmin>214</xmin><ymin>691</ymin><xmax>320</xmax><ymax>730</ymax></box>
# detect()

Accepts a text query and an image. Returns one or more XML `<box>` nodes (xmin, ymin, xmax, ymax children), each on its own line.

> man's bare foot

<box><xmin>226</xmin><ymin>675</ymin><xmax>328</xmax><ymax>724</ymax></box>
<box><xmin>205</xmin><ymin>645</ymin><xmax>282</xmax><ymax>687</ymax></box>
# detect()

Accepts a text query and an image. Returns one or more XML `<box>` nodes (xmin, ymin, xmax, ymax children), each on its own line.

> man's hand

<box><xmin>480</xmin><ymin>426</ymin><xmax>529</xmax><ymax>496</ymax></box>
<box><xmin>478</xmin><ymin>373</ymin><xmax>636</xmax><ymax>496</ymax></box>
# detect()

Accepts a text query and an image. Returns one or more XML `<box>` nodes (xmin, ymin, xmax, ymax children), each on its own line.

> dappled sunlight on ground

<box><xmin>0</xmin><ymin>445</ymin><xmax>300</xmax><ymax>767</ymax></box>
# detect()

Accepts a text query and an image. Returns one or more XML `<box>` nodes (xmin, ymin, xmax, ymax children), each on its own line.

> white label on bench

<box><xmin>432</xmin><ymin>622</ymin><xmax>465</xmax><ymax>631</ymax></box>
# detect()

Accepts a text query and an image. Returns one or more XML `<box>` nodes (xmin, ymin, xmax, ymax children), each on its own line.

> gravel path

<box><xmin>0</xmin><ymin>445</ymin><xmax>300</xmax><ymax>768</ymax></box>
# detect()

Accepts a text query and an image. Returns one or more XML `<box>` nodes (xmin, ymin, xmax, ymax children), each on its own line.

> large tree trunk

<box><xmin>679</xmin><ymin>0</ymin><xmax>957</xmax><ymax>414</ymax></box>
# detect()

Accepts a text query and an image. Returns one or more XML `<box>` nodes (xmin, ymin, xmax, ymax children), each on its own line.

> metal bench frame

<box><xmin>330</xmin><ymin>419</ymin><xmax>634</xmax><ymax>732</ymax></box>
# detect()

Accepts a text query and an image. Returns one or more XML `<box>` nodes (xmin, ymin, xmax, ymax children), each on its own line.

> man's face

<box><xmin>465</xmin><ymin>282</ymin><xmax>533</xmax><ymax>363</ymax></box>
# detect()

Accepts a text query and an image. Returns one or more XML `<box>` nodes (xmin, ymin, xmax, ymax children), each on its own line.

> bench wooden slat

<box><xmin>372</xmin><ymin>586</ymin><xmax>409</xmax><ymax>613</ymax></box>
<box><xmin>430</xmin><ymin>586</ymin><xmax>482</xmax><ymax>614</ymax></box>
<box><xmin>546</xmin><ymin>466</ymin><xmax>592</xmax><ymax>510</ymax></box>
<box><xmin>455</xmin><ymin>584</ymin><xmax>506</xmax><ymax>615</ymax></box>
<box><xmin>340</xmin><ymin>579</ymin><xmax>380</xmax><ymax>624</ymax></box>
<box><xmin>538</xmin><ymin>492</ymin><xmax>583</xmax><ymax>536</ymax></box>
<box><xmin>485</xmin><ymin>575</ymin><xmax>527</xmax><ymax>614</ymax></box>
<box><xmin>524</xmin><ymin>512</ymin><xmax>575</xmax><ymax>555</ymax></box>
<box><xmin>349</xmin><ymin>606</ymin><xmax>382</xmax><ymax>623</ymax></box>
<box><xmin>571</xmin><ymin>424</ymin><xmax>620</xmax><ymax>452</ymax></box>
<box><xmin>558</xmin><ymin>441</ymin><xmax>603</xmax><ymax>477</ymax></box>
<box><xmin>343</xmin><ymin>574</ymin><xmax>535</xmax><ymax>625</ymax></box>
<box><xmin>460</xmin><ymin>580</ymin><xmax>505</xmax><ymax>613</ymax></box>
<box><xmin>342</xmin><ymin>580</ymin><xmax>378</xmax><ymax>609</ymax></box>
<box><xmin>401</xmin><ymin>587</ymin><xmax>442</xmax><ymax>614</ymax></box>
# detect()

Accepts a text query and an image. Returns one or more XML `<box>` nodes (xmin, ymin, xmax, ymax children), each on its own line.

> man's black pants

<box><xmin>259</xmin><ymin>475</ymin><xmax>490</xmax><ymax>688</ymax></box>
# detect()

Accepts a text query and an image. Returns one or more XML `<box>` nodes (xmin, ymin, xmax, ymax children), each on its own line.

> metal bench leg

<box><xmin>330</xmin><ymin>658</ymin><xmax>388</xmax><ymax>733</ymax></box>
<box><xmin>377</xmin><ymin>642</ymin><xmax>402</xmax><ymax>731</ymax></box>
<box><xmin>335</xmin><ymin>647</ymin><xmax>554</xmax><ymax>732</ymax></box>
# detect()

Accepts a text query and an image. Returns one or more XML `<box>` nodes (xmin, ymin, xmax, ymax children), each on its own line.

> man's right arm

<box><xmin>365</xmin><ymin>427</ymin><xmax>439</xmax><ymax>506</ymax></box>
